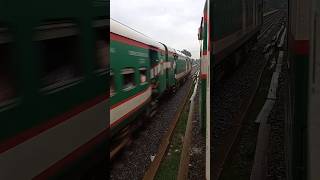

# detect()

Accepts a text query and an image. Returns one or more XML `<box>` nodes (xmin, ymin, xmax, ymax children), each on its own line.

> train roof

<box><xmin>166</xmin><ymin>46</ymin><xmax>176</xmax><ymax>54</ymax></box>
<box><xmin>159</xmin><ymin>42</ymin><xmax>176</xmax><ymax>54</ymax></box>
<box><xmin>176</xmin><ymin>50</ymin><xmax>188</xmax><ymax>60</ymax></box>
<box><xmin>110</xmin><ymin>19</ymin><xmax>165</xmax><ymax>51</ymax></box>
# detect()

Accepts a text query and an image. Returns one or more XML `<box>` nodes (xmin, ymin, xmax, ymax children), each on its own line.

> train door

<box><xmin>158</xmin><ymin>49</ymin><xmax>166</xmax><ymax>94</ymax></box>
<box><xmin>167</xmin><ymin>51</ymin><xmax>176</xmax><ymax>89</ymax></box>
<box><xmin>164</xmin><ymin>46</ymin><xmax>170</xmax><ymax>89</ymax></box>
<box><xmin>149</xmin><ymin>48</ymin><xmax>165</xmax><ymax>96</ymax></box>
<box><xmin>164</xmin><ymin>45</ymin><xmax>174</xmax><ymax>90</ymax></box>
<box><xmin>149</xmin><ymin>48</ymin><xmax>158</xmax><ymax>86</ymax></box>
<box><xmin>172</xmin><ymin>53</ymin><xmax>179</xmax><ymax>86</ymax></box>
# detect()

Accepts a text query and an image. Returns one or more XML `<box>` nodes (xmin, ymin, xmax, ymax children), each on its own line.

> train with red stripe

<box><xmin>288</xmin><ymin>0</ymin><xmax>320</xmax><ymax>179</ymax></box>
<box><xmin>110</xmin><ymin>19</ymin><xmax>192</xmax><ymax>154</ymax></box>
<box><xmin>0</xmin><ymin>1</ymin><xmax>108</xmax><ymax>179</ymax></box>
<box><xmin>198</xmin><ymin>0</ymin><xmax>263</xmax><ymax>128</ymax></box>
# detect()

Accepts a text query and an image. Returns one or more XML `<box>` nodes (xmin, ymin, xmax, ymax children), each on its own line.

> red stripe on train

<box><xmin>200</xmin><ymin>74</ymin><xmax>207</xmax><ymax>79</ymax></box>
<box><xmin>110</xmin><ymin>97</ymin><xmax>151</xmax><ymax>128</ymax></box>
<box><xmin>110</xmin><ymin>33</ymin><xmax>161</xmax><ymax>52</ymax></box>
<box><xmin>110</xmin><ymin>87</ymin><xmax>151</xmax><ymax>110</ymax></box>
<box><xmin>0</xmin><ymin>95</ymin><xmax>107</xmax><ymax>154</ymax></box>
<box><xmin>293</xmin><ymin>40</ymin><xmax>309</xmax><ymax>55</ymax></box>
<box><xmin>204</xmin><ymin>12</ymin><xmax>208</xmax><ymax>23</ymax></box>
<box><xmin>288</xmin><ymin>33</ymin><xmax>310</xmax><ymax>55</ymax></box>
<box><xmin>34</xmin><ymin>129</ymin><xmax>108</xmax><ymax>180</ymax></box>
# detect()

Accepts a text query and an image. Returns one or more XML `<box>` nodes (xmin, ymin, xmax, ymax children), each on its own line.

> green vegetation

<box><xmin>155</xmin><ymin>83</ymin><xmax>195</xmax><ymax>180</ymax></box>
<box><xmin>155</xmin><ymin>104</ymin><xmax>189</xmax><ymax>180</ymax></box>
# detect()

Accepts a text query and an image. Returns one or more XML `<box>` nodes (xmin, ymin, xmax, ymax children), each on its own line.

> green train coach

<box><xmin>198</xmin><ymin>0</ymin><xmax>263</xmax><ymax>138</ymax></box>
<box><xmin>0</xmin><ymin>0</ymin><xmax>108</xmax><ymax>179</ymax></box>
<box><xmin>110</xmin><ymin>19</ymin><xmax>191</xmax><ymax>145</ymax></box>
<box><xmin>288</xmin><ymin>0</ymin><xmax>320</xmax><ymax>179</ymax></box>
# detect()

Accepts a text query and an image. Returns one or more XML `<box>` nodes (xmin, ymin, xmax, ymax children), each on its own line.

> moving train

<box><xmin>0</xmin><ymin>1</ymin><xmax>108</xmax><ymax>179</ymax></box>
<box><xmin>198</xmin><ymin>0</ymin><xmax>263</xmax><ymax>133</ymax></box>
<box><xmin>199</xmin><ymin>0</ymin><xmax>320</xmax><ymax>179</ymax></box>
<box><xmin>288</xmin><ymin>0</ymin><xmax>320</xmax><ymax>179</ymax></box>
<box><xmin>198</xmin><ymin>0</ymin><xmax>263</xmax><ymax>178</ymax></box>
<box><xmin>110</xmin><ymin>19</ymin><xmax>192</xmax><ymax>152</ymax></box>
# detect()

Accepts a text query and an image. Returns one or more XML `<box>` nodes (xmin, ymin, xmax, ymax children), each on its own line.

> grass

<box><xmin>155</xmin><ymin>82</ymin><xmax>195</xmax><ymax>180</ymax></box>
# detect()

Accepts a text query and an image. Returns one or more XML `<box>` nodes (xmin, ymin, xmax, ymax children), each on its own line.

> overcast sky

<box><xmin>110</xmin><ymin>0</ymin><xmax>206</xmax><ymax>59</ymax></box>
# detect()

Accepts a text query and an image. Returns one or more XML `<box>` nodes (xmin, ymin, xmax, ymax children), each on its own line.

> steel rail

<box><xmin>214</xmin><ymin>21</ymin><xmax>283</xmax><ymax>180</ymax></box>
<box><xmin>142</xmin><ymin>70</ymin><xmax>196</xmax><ymax>180</ymax></box>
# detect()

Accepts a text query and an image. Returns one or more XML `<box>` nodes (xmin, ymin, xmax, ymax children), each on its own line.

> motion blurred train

<box><xmin>288</xmin><ymin>0</ymin><xmax>320</xmax><ymax>179</ymax></box>
<box><xmin>199</xmin><ymin>0</ymin><xmax>320</xmax><ymax>179</ymax></box>
<box><xmin>198</xmin><ymin>0</ymin><xmax>263</xmax><ymax>178</ymax></box>
<box><xmin>0</xmin><ymin>1</ymin><xmax>108</xmax><ymax>179</ymax></box>
<box><xmin>198</xmin><ymin>0</ymin><xmax>263</xmax><ymax>130</ymax></box>
<box><xmin>110</xmin><ymin>19</ymin><xmax>192</xmax><ymax>153</ymax></box>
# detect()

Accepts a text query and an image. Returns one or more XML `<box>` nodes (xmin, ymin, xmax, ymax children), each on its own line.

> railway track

<box><xmin>212</xmin><ymin>10</ymin><xmax>286</xmax><ymax>180</ymax></box>
<box><xmin>143</xmin><ymin>69</ymin><xmax>199</xmax><ymax>180</ymax></box>
<box><xmin>110</xmin><ymin>69</ymin><xmax>197</xmax><ymax>180</ymax></box>
<box><xmin>258</xmin><ymin>10</ymin><xmax>281</xmax><ymax>39</ymax></box>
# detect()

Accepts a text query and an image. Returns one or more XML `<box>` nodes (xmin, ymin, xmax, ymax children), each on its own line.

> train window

<box><xmin>0</xmin><ymin>24</ymin><xmax>16</xmax><ymax>107</ymax></box>
<box><xmin>0</xmin><ymin>42</ymin><xmax>15</xmax><ymax>105</ymax></box>
<box><xmin>149</xmin><ymin>49</ymin><xmax>159</xmax><ymax>63</ymax></box>
<box><xmin>38</xmin><ymin>34</ymin><xmax>83</xmax><ymax>92</ymax></box>
<box><xmin>122</xmin><ymin>68</ymin><xmax>136</xmax><ymax>91</ymax></box>
<box><xmin>139</xmin><ymin>68</ymin><xmax>147</xmax><ymax>84</ymax></box>
<box><xmin>110</xmin><ymin>72</ymin><xmax>115</xmax><ymax>96</ymax></box>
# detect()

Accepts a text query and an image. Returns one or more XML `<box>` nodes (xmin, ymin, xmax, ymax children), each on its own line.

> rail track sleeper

<box><xmin>142</xmin><ymin>79</ymin><xmax>194</xmax><ymax>180</ymax></box>
<box><xmin>177</xmin><ymin>73</ymin><xmax>199</xmax><ymax>180</ymax></box>
<box><xmin>214</xmin><ymin>22</ymin><xmax>282</xmax><ymax>180</ymax></box>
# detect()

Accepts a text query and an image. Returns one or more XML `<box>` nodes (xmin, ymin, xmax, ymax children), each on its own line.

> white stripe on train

<box><xmin>110</xmin><ymin>87</ymin><xmax>152</xmax><ymax>126</ymax></box>
<box><xmin>0</xmin><ymin>100</ymin><xmax>107</xmax><ymax>180</ymax></box>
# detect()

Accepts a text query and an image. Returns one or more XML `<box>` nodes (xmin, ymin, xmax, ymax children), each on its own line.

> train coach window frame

<box><xmin>139</xmin><ymin>67</ymin><xmax>148</xmax><ymax>84</ymax></box>
<box><xmin>121</xmin><ymin>68</ymin><xmax>136</xmax><ymax>91</ymax></box>
<box><xmin>38</xmin><ymin>33</ymin><xmax>84</xmax><ymax>94</ymax></box>
<box><xmin>0</xmin><ymin>41</ymin><xmax>18</xmax><ymax>108</ymax></box>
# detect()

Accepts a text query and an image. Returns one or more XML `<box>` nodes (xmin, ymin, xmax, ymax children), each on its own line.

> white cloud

<box><xmin>111</xmin><ymin>0</ymin><xmax>206</xmax><ymax>59</ymax></box>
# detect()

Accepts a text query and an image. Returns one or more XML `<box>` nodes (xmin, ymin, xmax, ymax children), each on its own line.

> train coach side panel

<box><xmin>210</xmin><ymin>0</ymin><xmax>261</xmax><ymax>65</ymax></box>
<box><xmin>0</xmin><ymin>1</ymin><xmax>108</xmax><ymax>179</ymax></box>
<box><xmin>175</xmin><ymin>56</ymin><xmax>187</xmax><ymax>81</ymax></box>
<box><xmin>110</xmin><ymin>33</ymin><xmax>151</xmax><ymax>136</ymax></box>
<box><xmin>211</xmin><ymin>0</ymin><xmax>242</xmax><ymax>42</ymax></box>
<box><xmin>167</xmin><ymin>50</ymin><xmax>176</xmax><ymax>88</ymax></box>
<box><xmin>151</xmin><ymin>47</ymin><xmax>167</xmax><ymax>96</ymax></box>
<box><xmin>309</xmin><ymin>2</ymin><xmax>320</xmax><ymax>180</ymax></box>
<box><xmin>288</xmin><ymin>0</ymin><xmax>312</xmax><ymax>179</ymax></box>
